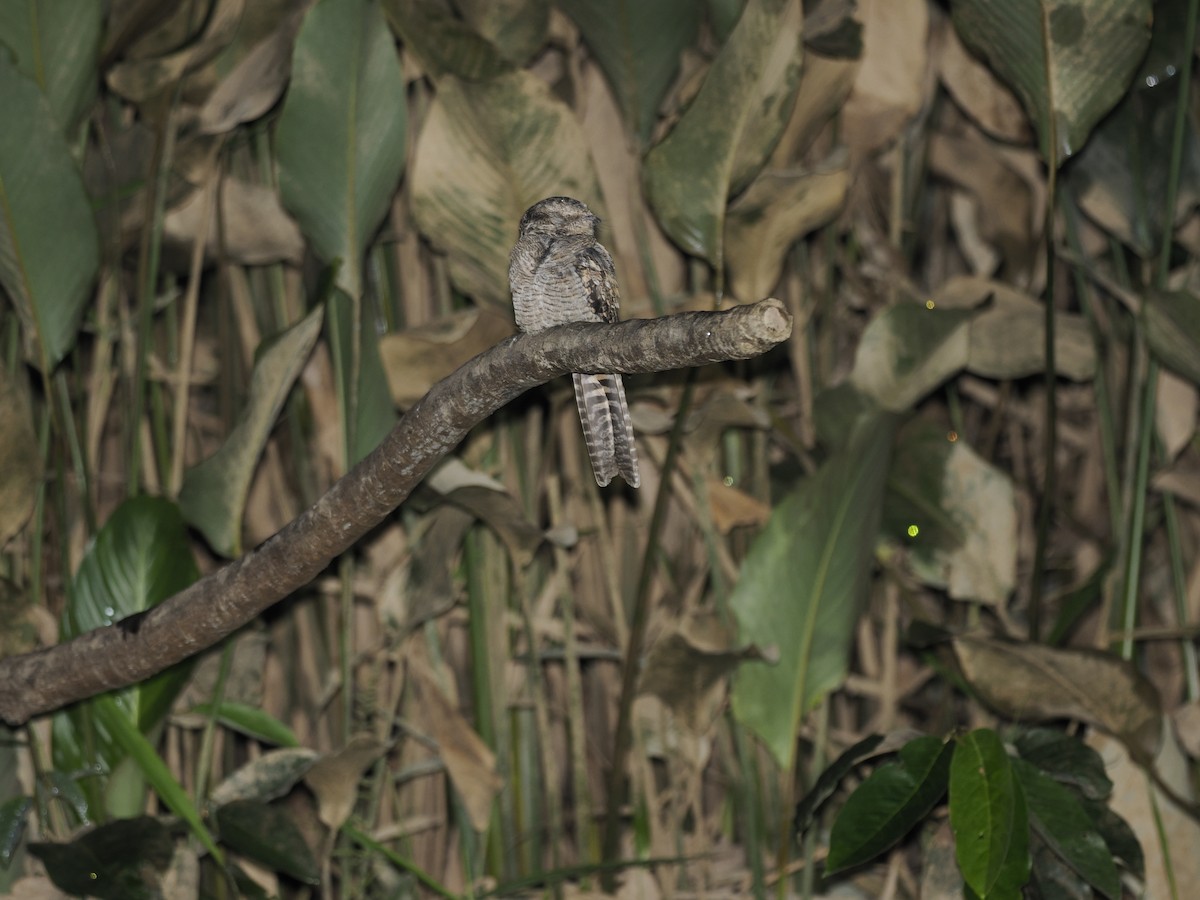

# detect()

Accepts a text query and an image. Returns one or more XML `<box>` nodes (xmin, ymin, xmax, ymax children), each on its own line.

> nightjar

<box><xmin>508</xmin><ymin>197</ymin><xmax>640</xmax><ymax>488</ymax></box>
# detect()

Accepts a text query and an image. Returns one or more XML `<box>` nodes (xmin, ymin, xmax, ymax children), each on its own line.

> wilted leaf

<box><xmin>639</xmin><ymin>610</ymin><xmax>764</xmax><ymax>734</ymax></box>
<box><xmin>275</xmin><ymin>0</ymin><xmax>407</xmax><ymax>301</ymax></box>
<box><xmin>706</xmin><ymin>478</ymin><xmax>772</xmax><ymax>534</ymax></box>
<box><xmin>163</xmin><ymin>178</ymin><xmax>304</xmax><ymax>266</ymax></box>
<box><xmin>560</xmin><ymin>0</ymin><xmax>701</xmax><ymax>144</ymax></box>
<box><xmin>0</xmin><ymin>368</ymin><xmax>39</xmax><ymax>549</ymax></box>
<box><xmin>383</xmin><ymin>0</ymin><xmax>512</xmax><ymax>81</ymax></box>
<box><xmin>379</xmin><ymin>307</ymin><xmax>515</xmax><ymax>407</ymax></box>
<box><xmin>725</xmin><ymin>151</ymin><xmax>849</xmax><ymax>300</ymax></box>
<box><xmin>949</xmin><ymin>0</ymin><xmax>1152</xmax><ymax>165</ymax></box>
<box><xmin>409</xmin><ymin>69</ymin><xmax>603</xmax><ymax>306</ymax></box>
<box><xmin>849</xmin><ymin>302</ymin><xmax>976</xmax><ymax>412</ymax></box>
<box><xmin>891</xmin><ymin>425</ymin><xmax>1018</xmax><ymax>605</ymax></box>
<box><xmin>180</xmin><ymin>304</ymin><xmax>324</xmax><ymax>557</ymax></box>
<box><xmin>456</xmin><ymin>0</ymin><xmax>548</xmax><ymax>65</ymax></box>
<box><xmin>209</xmin><ymin>748</ymin><xmax>320</xmax><ymax>808</ymax></box>
<box><xmin>954</xmin><ymin>638</ymin><xmax>1162</xmax><ymax>758</ymax></box>
<box><xmin>105</xmin><ymin>0</ymin><xmax>243</xmax><ymax>103</ymax></box>
<box><xmin>731</xmin><ymin>412</ymin><xmax>895</xmax><ymax>770</ymax></box>
<box><xmin>1142</xmin><ymin>288</ymin><xmax>1200</xmax><ymax>387</ymax></box>
<box><xmin>406</xmin><ymin>657</ymin><xmax>503</xmax><ymax>831</ymax></box>
<box><xmin>196</xmin><ymin>11</ymin><xmax>302</xmax><ymax>134</ymax></box>
<box><xmin>0</xmin><ymin>52</ymin><xmax>100</xmax><ymax>371</ymax></box>
<box><xmin>303</xmin><ymin>734</ymin><xmax>386</xmax><ymax>831</ymax></box>
<box><xmin>643</xmin><ymin>0</ymin><xmax>804</xmax><ymax>264</ymax></box>
<box><xmin>934</xmin><ymin>16</ymin><xmax>1031</xmax><ymax>143</ymax></box>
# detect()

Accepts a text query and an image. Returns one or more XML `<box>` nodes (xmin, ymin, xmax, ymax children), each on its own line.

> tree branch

<box><xmin>0</xmin><ymin>299</ymin><xmax>791</xmax><ymax>726</ymax></box>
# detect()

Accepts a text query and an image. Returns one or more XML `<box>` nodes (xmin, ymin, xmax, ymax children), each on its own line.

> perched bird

<box><xmin>508</xmin><ymin>197</ymin><xmax>640</xmax><ymax>488</ymax></box>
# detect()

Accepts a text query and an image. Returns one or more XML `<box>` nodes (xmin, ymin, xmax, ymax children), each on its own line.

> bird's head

<box><xmin>518</xmin><ymin>196</ymin><xmax>600</xmax><ymax>238</ymax></box>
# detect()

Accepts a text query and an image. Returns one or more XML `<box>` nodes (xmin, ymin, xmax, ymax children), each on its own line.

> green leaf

<box><xmin>409</xmin><ymin>69</ymin><xmax>604</xmax><ymax>306</ymax></box>
<box><xmin>210</xmin><ymin>748</ymin><xmax>320</xmax><ymax>807</ymax></box>
<box><xmin>948</xmin><ymin>0</ymin><xmax>1152</xmax><ymax>166</ymax></box>
<box><xmin>949</xmin><ymin>729</ymin><xmax>1031</xmax><ymax>900</ymax></box>
<box><xmin>275</xmin><ymin>0</ymin><xmax>407</xmax><ymax>301</ymax></box>
<box><xmin>1080</xmin><ymin>797</ymin><xmax>1144</xmax><ymax>879</ymax></box>
<box><xmin>1012</xmin><ymin>758</ymin><xmax>1121</xmax><ymax>900</ymax></box>
<box><xmin>65</xmin><ymin>498</ymin><xmax>199</xmax><ymax>736</ymax></box>
<box><xmin>0</xmin><ymin>51</ymin><xmax>99</xmax><ymax>370</ymax></box>
<box><xmin>1142</xmin><ymin>288</ymin><xmax>1200</xmax><ymax>387</ymax></box>
<box><xmin>793</xmin><ymin>733</ymin><xmax>885</xmax><ymax>838</ymax></box>
<box><xmin>826</xmin><ymin>736</ymin><xmax>953</xmax><ymax>873</ymax></box>
<box><xmin>0</xmin><ymin>0</ymin><xmax>101</xmax><ymax>135</ymax></box>
<box><xmin>0</xmin><ymin>794</ymin><xmax>31</xmax><ymax>867</ymax></box>
<box><xmin>560</xmin><ymin>0</ymin><xmax>701</xmax><ymax>144</ymax></box>
<box><xmin>456</xmin><ymin>0</ymin><xmax>548</xmax><ymax>66</ymax></box>
<box><xmin>730</xmin><ymin>412</ymin><xmax>895</xmax><ymax>770</ymax></box>
<box><xmin>216</xmin><ymin>800</ymin><xmax>320</xmax><ymax>885</ymax></box>
<box><xmin>849</xmin><ymin>302</ymin><xmax>977</xmax><ymax>413</ymax></box>
<box><xmin>326</xmin><ymin>288</ymin><xmax>397</xmax><ymax>467</ymax></box>
<box><xmin>190</xmin><ymin>701</ymin><xmax>300</xmax><ymax>748</ymax></box>
<box><xmin>643</xmin><ymin>0</ymin><xmax>803</xmax><ymax>264</ymax></box>
<box><xmin>180</xmin><ymin>304</ymin><xmax>325</xmax><ymax>556</ymax></box>
<box><xmin>1013</xmin><ymin>727</ymin><xmax>1112</xmax><ymax>800</ymax></box>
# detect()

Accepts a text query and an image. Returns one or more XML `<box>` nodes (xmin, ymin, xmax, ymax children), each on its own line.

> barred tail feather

<box><xmin>572</xmin><ymin>373</ymin><xmax>640</xmax><ymax>488</ymax></box>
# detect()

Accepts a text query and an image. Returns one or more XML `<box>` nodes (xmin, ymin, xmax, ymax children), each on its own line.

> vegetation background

<box><xmin>1</xmin><ymin>0</ymin><xmax>1198</xmax><ymax>896</ymax></box>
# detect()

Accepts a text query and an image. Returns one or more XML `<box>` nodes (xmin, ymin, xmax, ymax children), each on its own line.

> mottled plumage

<box><xmin>509</xmin><ymin>197</ymin><xmax>640</xmax><ymax>488</ymax></box>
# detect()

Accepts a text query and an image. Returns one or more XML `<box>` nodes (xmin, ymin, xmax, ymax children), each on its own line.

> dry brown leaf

<box><xmin>725</xmin><ymin>153</ymin><xmax>850</xmax><ymax>301</ymax></box>
<box><xmin>841</xmin><ymin>0</ymin><xmax>930</xmax><ymax>161</ymax></box>
<box><xmin>1088</xmin><ymin>728</ymin><xmax>1200</xmax><ymax>898</ymax></box>
<box><xmin>107</xmin><ymin>0</ymin><xmax>244</xmax><ymax>102</ymax></box>
<box><xmin>379</xmin><ymin>308</ymin><xmax>515</xmax><ymax>408</ymax></box>
<box><xmin>1152</xmin><ymin>452</ymin><xmax>1200</xmax><ymax>508</ymax></box>
<box><xmin>706</xmin><ymin>478</ymin><xmax>771</xmax><ymax>535</ymax></box>
<box><xmin>197</xmin><ymin>10</ymin><xmax>302</xmax><ymax>134</ymax></box>
<box><xmin>1173</xmin><ymin>700</ymin><xmax>1200</xmax><ymax>759</ymax></box>
<box><xmin>1156</xmin><ymin>368</ymin><xmax>1198</xmax><ymax>461</ymax></box>
<box><xmin>163</xmin><ymin>178</ymin><xmax>304</xmax><ymax>265</ymax></box>
<box><xmin>407</xmin><ymin>657</ymin><xmax>503</xmax><ymax>832</ymax></box>
<box><xmin>954</xmin><ymin>637</ymin><xmax>1162</xmax><ymax>758</ymax></box>
<box><xmin>932</xmin><ymin>15</ymin><xmax>1030</xmax><ymax>143</ymax></box>
<box><xmin>933</xmin><ymin>275</ymin><xmax>1096</xmax><ymax>381</ymax></box>
<box><xmin>770</xmin><ymin>50</ymin><xmax>860</xmax><ymax>164</ymax></box>
<box><xmin>303</xmin><ymin>734</ymin><xmax>387</xmax><ymax>830</ymax></box>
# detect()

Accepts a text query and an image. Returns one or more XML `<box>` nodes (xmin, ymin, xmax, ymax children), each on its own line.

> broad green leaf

<box><xmin>189</xmin><ymin>701</ymin><xmax>300</xmax><ymax>748</ymax></box>
<box><xmin>1142</xmin><ymin>288</ymin><xmax>1200</xmax><ymax>387</ymax></box>
<box><xmin>793</xmin><ymin>733</ymin><xmax>885</xmax><ymax>837</ymax></box>
<box><xmin>409</xmin><ymin>69</ymin><xmax>603</xmax><ymax>306</ymax></box>
<box><xmin>65</xmin><ymin>498</ymin><xmax>199</xmax><ymax>736</ymax></box>
<box><xmin>0</xmin><ymin>0</ymin><xmax>101</xmax><ymax>135</ymax></box>
<box><xmin>1013</xmin><ymin>758</ymin><xmax>1121</xmax><ymax>899</ymax></box>
<box><xmin>560</xmin><ymin>0</ymin><xmax>701</xmax><ymax>144</ymax></box>
<box><xmin>1013</xmin><ymin>728</ymin><xmax>1112</xmax><ymax>800</ymax></box>
<box><xmin>950</xmin><ymin>729</ymin><xmax>1031</xmax><ymax>900</ymax></box>
<box><xmin>275</xmin><ymin>0</ymin><xmax>407</xmax><ymax>301</ymax></box>
<box><xmin>180</xmin><ymin>304</ymin><xmax>325</xmax><ymax>556</ymax></box>
<box><xmin>887</xmin><ymin>424</ymin><xmax>1017</xmax><ymax>606</ymax></box>
<box><xmin>643</xmin><ymin>0</ymin><xmax>803</xmax><ymax>264</ymax></box>
<box><xmin>850</xmin><ymin>302</ymin><xmax>977</xmax><ymax>412</ymax></box>
<box><xmin>826</xmin><ymin>736</ymin><xmax>953</xmax><ymax>872</ymax></box>
<box><xmin>731</xmin><ymin>412</ymin><xmax>895</xmax><ymax>770</ymax></box>
<box><xmin>0</xmin><ymin>52</ymin><xmax>99</xmax><ymax>370</ymax></box>
<box><xmin>1080</xmin><ymin>797</ymin><xmax>1144</xmax><ymax>879</ymax></box>
<box><xmin>949</xmin><ymin>0</ymin><xmax>1152</xmax><ymax>166</ymax></box>
<box><xmin>0</xmin><ymin>367</ymin><xmax>39</xmax><ymax>549</ymax></box>
<box><xmin>325</xmin><ymin>288</ymin><xmax>397</xmax><ymax>467</ymax></box>
<box><xmin>216</xmin><ymin>800</ymin><xmax>320</xmax><ymax>885</ymax></box>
